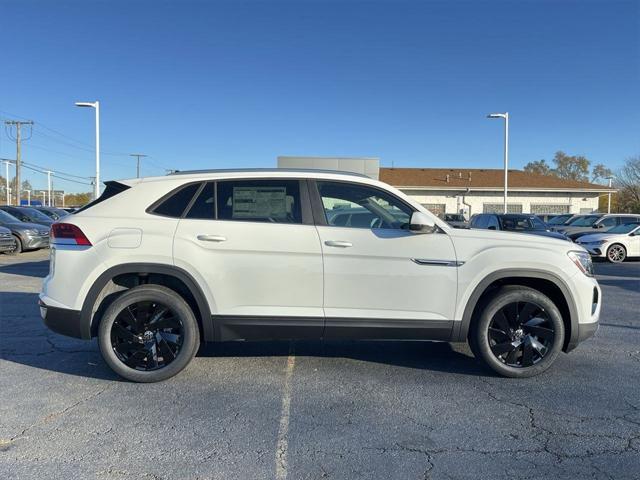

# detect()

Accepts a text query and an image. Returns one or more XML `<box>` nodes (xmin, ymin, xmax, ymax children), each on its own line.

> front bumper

<box><xmin>0</xmin><ymin>237</ymin><xmax>16</xmax><ymax>252</ymax></box>
<box><xmin>23</xmin><ymin>234</ymin><xmax>49</xmax><ymax>250</ymax></box>
<box><xmin>39</xmin><ymin>300</ymin><xmax>86</xmax><ymax>339</ymax></box>
<box><xmin>577</xmin><ymin>243</ymin><xmax>605</xmax><ymax>256</ymax></box>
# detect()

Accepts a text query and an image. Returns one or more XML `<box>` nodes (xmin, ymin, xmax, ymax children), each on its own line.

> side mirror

<box><xmin>594</xmin><ymin>224</ymin><xmax>603</xmax><ymax>229</ymax></box>
<box><xmin>409</xmin><ymin>211</ymin><xmax>437</xmax><ymax>234</ymax></box>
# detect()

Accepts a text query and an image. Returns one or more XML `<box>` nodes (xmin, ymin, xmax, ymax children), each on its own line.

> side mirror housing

<box><xmin>409</xmin><ymin>211</ymin><xmax>438</xmax><ymax>234</ymax></box>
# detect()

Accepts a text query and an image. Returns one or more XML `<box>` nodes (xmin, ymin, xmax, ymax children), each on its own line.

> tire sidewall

<box><xmin>12</xmin><ymin>235</ymin><xmax>22</xmax><ymax>254</ymax></box>
<box><xmin>98</xmin><ymin>285</ymin><xmax>200</xmax><ymax>382</ymax></box>
<box><xmin>474</xmin><ymin>287</ymin><xmax>565</xmax><ymax>378</ymax></box>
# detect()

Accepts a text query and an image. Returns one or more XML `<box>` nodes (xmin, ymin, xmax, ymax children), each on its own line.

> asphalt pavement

<box><xmin>0</xmin><ymin>250</ymin><xmax>639</xmax><ymax>479</ymax></box>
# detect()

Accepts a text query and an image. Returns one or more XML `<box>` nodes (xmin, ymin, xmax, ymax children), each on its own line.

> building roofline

<box><xmin>169</xmin><ymin>168</ymin><xmax>369</xmax><ymax>178</ymax></box>
<box><xmin>394</xmin><ymin>185</ymin><xmax>617</xmax><ymax>193</ymax></box>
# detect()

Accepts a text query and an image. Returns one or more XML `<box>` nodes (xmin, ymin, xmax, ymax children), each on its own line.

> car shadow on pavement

<box><xmin>198</xmin><ymin>339</ymin><xmax>487</xmax><ymax>377</ymax></box>
<box><xmin>0</xmin><ymin>260</ymin><xmax>49</xmax><ymax>278</ymax></box>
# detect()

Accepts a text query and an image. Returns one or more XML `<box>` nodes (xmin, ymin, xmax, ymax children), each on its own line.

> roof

<box><xmin>169</xmin><ymin>168</ymin><xmax>368</xmax><ymax>178</ymax></box>
<box><xmin>379</xmin><ymin>168</ymin><xmax>615</xmax><ymax>192</ymax></box>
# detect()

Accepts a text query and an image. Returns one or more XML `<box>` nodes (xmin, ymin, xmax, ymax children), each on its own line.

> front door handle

<box><xmin>197</xmin><ymin>234</ymin><xmax>227</xmax><ymax>242</ymax></box>
<box><xmin>324</xmin><ymin>240</ymin><xmax>353</xmax><ymax>248</ymax></box>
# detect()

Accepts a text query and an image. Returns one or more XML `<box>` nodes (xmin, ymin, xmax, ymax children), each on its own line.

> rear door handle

<box><xmin>197</xmin><ymin>234</ymin><xmax>227</xmax><ymax>242</ymax></box>
<box><xmin>324</xmin><ymin>240</ymin><xmax>353</xmax><ymax>248</ymax></box>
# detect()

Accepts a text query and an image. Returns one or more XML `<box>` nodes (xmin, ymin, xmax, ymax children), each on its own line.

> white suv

<box><xmin>40</xmin><ymin>169</ymin><xmax>601</xmax><ymax>382</ymax></box>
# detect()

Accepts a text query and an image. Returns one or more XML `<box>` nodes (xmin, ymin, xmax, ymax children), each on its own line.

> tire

<box><xmin>469</xmin><ymin>286</ymin><xmax>565</xmax><ymax>378</ymax></box>
<box><xmin>12</xmin><ymin>235</ymin><xmax>23</xmax><ymax>254</ymax></box>
<box><xmin>606</xmin><ymin>244</ymin><xmax>626</xmax><ymax>263</ymax></box>
<box><xmin>98</xmin><ymin>284</ymin><xmax>200</xmax><ymax>383</ymax></box>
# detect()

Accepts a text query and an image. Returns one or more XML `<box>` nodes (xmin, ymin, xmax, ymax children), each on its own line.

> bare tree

<box><xmin>523</xmin><ymin>159</ymin><xmax>552</xmax><ymax>176</ymax></box>
<box><xmin>614</xmin><ymin>156</ymin><xmax>640</xmax><ymax>212</ymax></box>
<box><xmin>591</xmin><ymin>163</ymin><xmax>613</xmax><ymax>184</ymax></box>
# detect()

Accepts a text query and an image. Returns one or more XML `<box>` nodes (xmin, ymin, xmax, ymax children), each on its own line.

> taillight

<box><xmin>51</xmin><ymin>223</ymin><xmax>92</xmax><ymax>246</ymax></box>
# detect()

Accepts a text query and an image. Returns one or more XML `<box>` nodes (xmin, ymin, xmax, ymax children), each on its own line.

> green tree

<box><xmin>551</xmin><ymin>151</ymin><xmax>590</xmax><ymax>182</ymax></box>
<box><xmin>523</xmin><ymin>159</ymin><xmax>552</xmax><ymax>176</ymax></box>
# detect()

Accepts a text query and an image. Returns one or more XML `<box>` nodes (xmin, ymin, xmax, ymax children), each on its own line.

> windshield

<box><xmin>444</xmin><ymin>214</ymin><xmax>464</xmax><ymax>221</ymax></box>
<box><xmin>548</xmin><ymin>215</ymin><xmax>571</xmax><ymax>225</ymax></box>
<box><xmin>21</xmin><ymin>208</ymin><xmax>51</xmax><ymax>222</ymax></box>
<box><xmin>607</xmin><ymin>223</ymin><xmax>640</xmax><ymax>234</ymax></box>
<box><xmin>567</xmin><ymin>215</ymin><xmax>599</xmax><ymax>227</ymax></box>
<box><xmin>0</xmin><ymin>209</ymin><xmax>20</xmax><ymax>223</ymax></box>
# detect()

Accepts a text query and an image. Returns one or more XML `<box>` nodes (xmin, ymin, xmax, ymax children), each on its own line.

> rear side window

<box><xmin>216</xmin><ymin>179</ymin><xmax>302</xmax><ymax>224</ymax></box>
<box><xmin>152</xmin><ymin>183</ymin><xmax>201</xmax><ymax>218</ymax></box>
<box><xmin>486</xmin><ymin>215</ymin><xmax>500</xmax><ymax>230</ymax></box>
<box><xmin>185</xmin><ymin>182</ymin><xmax>215</xmax><ymax>219</ymax></box>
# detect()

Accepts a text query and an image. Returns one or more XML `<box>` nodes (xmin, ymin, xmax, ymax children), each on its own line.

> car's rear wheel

<box><xmin>470</xmin><ymin>286</ymin><xmax>564</xmax><ymax>378</ymax></box>
<box><xmin>98</xmin><ymin>284</ymin><xmax>200</xmax><ymax>382</ymax></box>
<box><xmin>606</xmin><ymin>244</ymin><xmax>626</xmax><ymax>263</ymax></box>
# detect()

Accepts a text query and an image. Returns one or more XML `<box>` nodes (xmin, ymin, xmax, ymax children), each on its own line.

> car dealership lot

<box><xmin>1</xmin><ymin>251</ymin><xmax>639</xmax><ymax>479</ymax></box>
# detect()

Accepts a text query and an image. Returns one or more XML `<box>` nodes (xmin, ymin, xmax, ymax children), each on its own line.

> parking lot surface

<box><xmin>1</xmin><ymin>250</ymin><xmax>639</xmax><ymax>479</ymax></box>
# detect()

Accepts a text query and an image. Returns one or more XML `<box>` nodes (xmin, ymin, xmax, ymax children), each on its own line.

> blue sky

<box><xmin>1</xmin><ymin>0</ymin><xmax>638</xmax><ymax>193</ymax></box>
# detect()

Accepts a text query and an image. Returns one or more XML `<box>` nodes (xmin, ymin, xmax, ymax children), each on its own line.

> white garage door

<box><xmin>483</xmin><ymin>203</ymin><xmax>523</xmax><ymax>214</ymax></box>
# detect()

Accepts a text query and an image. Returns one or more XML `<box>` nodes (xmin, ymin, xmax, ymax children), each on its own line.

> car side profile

<box><xmin>554</xmin><ymin>213</ymin><xmax>640</xmax><ymax>241</ymax></box>
<box><xmin>576</xmin><ymin>222</ymin><xmax>640</xmax><ymax>263</ymax></box>
<box><xmin>0</xmin><ymin>209</ymin><xmax>50</xmax><ymax>253</ymax></box>
<box><xmin>40</xmin><ymin>169</ymin><xmax>601</xmax><ymax>382</ymax></box>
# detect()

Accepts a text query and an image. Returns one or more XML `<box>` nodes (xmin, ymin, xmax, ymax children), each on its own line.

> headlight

<box><xmin>24</xmin><ymin>229</ymin><xmax>38</xmax><ymax>235</ymax></box>
<box><xmin>583</xmin><ymin>240</ymin><xmax>605</xmax><ymax>246</ymax></box>
<box><xmin>568</xmin><ymin>250</ymin><xmax>594</xmax><ymax>276</ymax></box>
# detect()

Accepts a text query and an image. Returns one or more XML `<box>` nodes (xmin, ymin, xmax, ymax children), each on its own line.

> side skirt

<box><xmin>212</xmin><ymin>315</ymin><xmax>454</xmax><ymax>342</ymax></box>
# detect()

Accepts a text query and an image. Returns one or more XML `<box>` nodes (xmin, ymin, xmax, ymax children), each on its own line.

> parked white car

<box><xmin>576</xmin><ymin>222</ymin><xmax>640</xmax><ymax>263</ymax></box>
<box><xmin>40</xmin><ymin>169</ymin><xmax>601</xmax><ymax>382</ymax></box>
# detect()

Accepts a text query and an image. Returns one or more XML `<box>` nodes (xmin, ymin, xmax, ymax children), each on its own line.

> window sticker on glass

<box><xmin>232</xmin><ymin>186</ymin><xmax>287</xmax><ymax>219</ymax></box>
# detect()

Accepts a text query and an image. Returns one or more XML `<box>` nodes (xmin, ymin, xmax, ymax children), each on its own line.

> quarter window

<box><xmin>216</xmin><ymin>179</ymin><xmax>302</xmax><ymax>224</ymax></box>
<box><xmin>317</xmin><ymin>181</ymin><xmax>412</xmax><ymax>230</ymax></box>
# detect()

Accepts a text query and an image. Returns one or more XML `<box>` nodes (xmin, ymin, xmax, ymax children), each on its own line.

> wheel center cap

<box><xmin>513</xmin><ymin>328</ymin><xmax>524</xmax><ymax>341</ymax></box>
<box><xmin>143</xmin><ymin>330</ymin><xmax>154</xmax><ymax>342</ymax></box>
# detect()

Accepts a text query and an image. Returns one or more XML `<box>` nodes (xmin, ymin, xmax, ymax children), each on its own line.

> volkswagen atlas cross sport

<box><xmin>40</xmin><ymin>169</ymin><xmax>601</xmax><ymax>382</ymax></box>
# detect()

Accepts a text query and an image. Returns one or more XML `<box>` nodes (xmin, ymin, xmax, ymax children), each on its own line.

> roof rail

<box><xmin>167</xmin><ymin>168</ymin><xmax>370</xmax><ymax>178</ymax></box>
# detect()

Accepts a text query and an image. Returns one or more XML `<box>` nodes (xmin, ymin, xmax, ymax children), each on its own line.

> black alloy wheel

<box><xmin>110</xmin><ymin>301</ymin><xmax>184</xmax><ymax>371</ymax></box>
<box><xmin>488</xmin><ymin>301</ymin><xmax>554</xmax><ymax>368</ymax></box>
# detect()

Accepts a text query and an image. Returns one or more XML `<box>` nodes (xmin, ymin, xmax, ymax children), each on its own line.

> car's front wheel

<box><xmin>470</xmin><ymin>286</ymin><xmax>565</xmax><ymax>378</ymax></box>
<box><xmin>606</xmin><ymin>243</ymin><xmax>626</xmax><ymax>263</ymax></box>
<box><xmin>98</xmin><ymin>284</ymin><xmax>200</xmax><ymax>382</ymax></box>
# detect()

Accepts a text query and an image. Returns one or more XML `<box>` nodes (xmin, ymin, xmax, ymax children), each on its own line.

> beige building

<box><xmin>277</xmin><ymin>157</ymin><xmax>614</xmax><ymax>217</ymax></box>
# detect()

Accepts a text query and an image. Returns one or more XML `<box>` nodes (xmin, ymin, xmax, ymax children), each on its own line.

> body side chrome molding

<box><xmin>411</xmin><ymin>258</ymin><xmax>465</xmax><ymax>267</ymax></box>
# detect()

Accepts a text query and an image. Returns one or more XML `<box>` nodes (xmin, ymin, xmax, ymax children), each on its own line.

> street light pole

<box><xmin>75</xmin><ymin>101</ymin><xmax>100</xmax><ymax>200</ymax></box>
<box><xmin>3</xmin><ymin>160</ymin><xmax>10</xmax><ymax>205</ymax></box>
<box><xmin>606</xmin><ymin>176</ymin><xmax>614</xmax><ymax>214</ymax></box>
<box><xmin>487</xmin><ymin>112</ymin><xmax>510</xmax><ymax>213</ymax></box>
<box><xmin>25</xmin><ymin>189</ymin><xmax>31</xmax><ymax>206</ymax></box>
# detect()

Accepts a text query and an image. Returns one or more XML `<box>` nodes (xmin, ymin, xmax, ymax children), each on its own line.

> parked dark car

<box><xmin>35</xmin><ymin>206</ymin><xmax>70</xmax><ymax>221</ymax></box>
<box><xmin>0</xmin><ymin>226</ymin><xmax>17</xmax><ymax>254</ymax></box>
<box><xmin>0</xmin><ymin>206</ymin><xmax>54</xmax><ymax>227</ymax></box>
<box><xmin>542</xmin><ymin>213</ymin><xmax>575</xmax><ymax>226</ymax></box>
<box><xmin>0</xmin><ymin>209</ymin><xmax>50</xmax><ymax>253</ymax></box>
<box><xmin>438</xmin><ymin>213</ymin><xmax>469</xmax><ymax>229</ymax></box>
<box><xmin>469</xmin><ymin>213</ymin><xmax>570</xmax><ymax>240</ymax></box>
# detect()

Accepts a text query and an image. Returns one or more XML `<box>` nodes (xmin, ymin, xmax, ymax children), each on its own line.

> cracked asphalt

<box><xmin>0</xmin><ymin>250</ymin><xmax>639</xmax><ymax>480</ymax></box>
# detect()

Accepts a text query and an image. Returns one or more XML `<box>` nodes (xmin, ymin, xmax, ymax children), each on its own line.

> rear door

<box><xmin>311</xmin><ymin>180</ymin><xmax>458</xmax><ymax>340</ymax></box>
<box><xmin>173</xmin><ymin>178</ymin><xmax>324</xmax><ymax>340</ymax></box>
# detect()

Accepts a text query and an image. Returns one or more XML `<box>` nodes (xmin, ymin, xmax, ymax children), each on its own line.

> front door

<box><xmin>312</xmin><ymin>180</ymin><xmax>458</xmax><ymax>340</ymax></box>
<box><xmin>173</xmin><ymin>178</ymin><xmax>324</xmax><ymax>340</ymax></box>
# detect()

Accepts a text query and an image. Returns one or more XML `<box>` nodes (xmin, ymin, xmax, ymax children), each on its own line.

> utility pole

<box><xmin>4</xmin><ymin>120</ymin><xmax>34</xmax><ymax>206</ymax></box>
<box><xmin>3</xmin><ymin>160</ymin><xmax>11</xmax><ymax>205</ymax></box>
<box><xmin>130</xmin><ymin>153</ymin><xmax>148</xmax><ymax>178</ymax></box>
<box><xmin>607</xmin><ymin>177</ymin><xmax>614</xmax><ymax>214</ymax></box>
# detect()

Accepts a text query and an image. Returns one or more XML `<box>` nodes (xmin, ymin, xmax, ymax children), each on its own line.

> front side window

<box><xmin>216</xmin><ymin>179</ymin><xmax>302</xmax><ymax>224</ymax></box>
<box><xmin>317</xmin><ymin>181</ymin><xmax>412</xmax><ymax>230</ymax></box>
<box><xmin>486</xmin><ymin>216</ymin><xmax>500</xmax><ymax>230</ymax></box>
<box><xmin>598</xmin><ymin>217</ymin><xmax>617</xmax><ymax>228</ymax></box>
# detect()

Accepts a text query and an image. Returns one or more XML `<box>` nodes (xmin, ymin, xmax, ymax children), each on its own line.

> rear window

<box><xmin>152</xmin><ymin>183</ymin><xmax>202</xmax><ymax>218</ymax></box>
<box><xmin>75</xmin><ymin>181</ymin><xmax>131</xmax><ymax>214</ymax></box>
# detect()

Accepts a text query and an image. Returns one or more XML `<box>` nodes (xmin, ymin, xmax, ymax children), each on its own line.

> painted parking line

<box><xmin>275</xmin><ymin>345</ymin><xmax>296</xmax><ymax>480</ymax></box>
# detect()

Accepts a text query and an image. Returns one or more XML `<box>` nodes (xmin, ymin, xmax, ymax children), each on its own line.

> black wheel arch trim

<box><xmin>81</xmin><ymin>263</ymin><xmax>213</xmax><ymax>341</ymax></box>
<box><xmin>454</xmin><ymin>268</ymin><xmax>580</xmax><ymax>353</ymax></box>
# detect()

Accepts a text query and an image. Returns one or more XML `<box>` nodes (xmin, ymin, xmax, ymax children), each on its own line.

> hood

<box><xmin>451</xmin><ymin>227</ymin><xmax>574</xmax><ymax>248</ymax></box>
<box><xmin>2</xmin><ymin>221</ymin><xmax>49</xmax><ymax>232</ymax></box>
<box><xmin>577</xmin><ymin>233</ymin><xmax>621</xmax><ymax>243</ymax></box>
